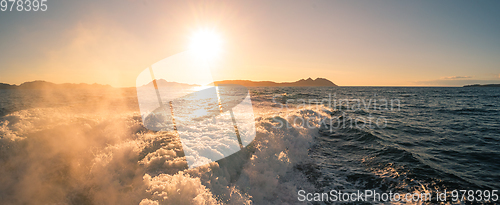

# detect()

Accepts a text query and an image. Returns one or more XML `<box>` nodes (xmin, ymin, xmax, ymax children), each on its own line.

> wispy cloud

<box><xmin>441</xmin><ymin>76</ymin><xmax>472</xmax><ymax>80</ymax></box>
<box><xmin>415</xmin><ymin>79</ymin><xmax>500</xmax><ymax>86</ymax></box>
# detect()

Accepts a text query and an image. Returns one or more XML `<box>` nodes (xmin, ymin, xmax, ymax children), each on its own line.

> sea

<box><xmin>0</xmin><ymin>87</ymin><xmax>499</xmax><ymax>204</ymax></box>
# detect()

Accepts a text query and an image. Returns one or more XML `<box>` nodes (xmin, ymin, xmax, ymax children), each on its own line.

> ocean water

<box><xmin>0</xmin><ymin>87</ymin><xmax>499</xmax><ymax>204</ymax></box>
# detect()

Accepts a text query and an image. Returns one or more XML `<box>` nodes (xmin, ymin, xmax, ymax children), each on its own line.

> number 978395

<box><xmin>1</xmin><ymin>0</ymin><xmax>47</xmax><ymax>12</ymax></box>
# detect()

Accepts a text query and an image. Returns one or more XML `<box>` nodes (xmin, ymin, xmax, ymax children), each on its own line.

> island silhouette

<box><xmin>0</xmin><ymin>80</ymin><xmax>113</xmax><ymax>90</ymax></box>
<box><xmin>213</xmin><ymin>77</ymin><xmax>337</xmax><ymax>87</ymax></box>
<box><xmin>463</xmin><ymin>84</ymin><xmax>500</xmax><ymax>87</ymax></box>
<box><xmin>1</xmin><ymin>78</ymin><xmax>337</xmax><ymax>89</ymax></box>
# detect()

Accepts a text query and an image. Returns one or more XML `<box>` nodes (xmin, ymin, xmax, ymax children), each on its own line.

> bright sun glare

<box><xmin>189</xmin><ymin>29</ymin><xmax>223</xmax><ymax>60</ymax></box>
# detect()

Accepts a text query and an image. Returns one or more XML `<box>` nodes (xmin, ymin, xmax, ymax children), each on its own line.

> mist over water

<box><xmin>0</xmin><ymin>87</ymin><xmax>499</xmax><ymax>204</ymax></box>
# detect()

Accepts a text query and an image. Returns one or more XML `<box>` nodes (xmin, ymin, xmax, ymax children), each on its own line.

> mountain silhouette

<box><xmin>1</xmin><ymin>78</ymin><xmax>338</xmax><ymax>89</ymax></box>
<box><xmin>213</xmin><ymin>77</ymin><xmax>337</xmax><ymax>87</ymax></box>
<box><xmin>463</xmin><ymin>84</ymin><xmax>500</xmax><ymax>87</ymax></box>
<box><xmin>0</xmin><ymin>81</ymin><xmax>112</xmax><ymax>89</ymax></box>
<box><xmin>141</xmin><ymin>79</ymin><xmax>199</xmax><ymax>87</ymax></box>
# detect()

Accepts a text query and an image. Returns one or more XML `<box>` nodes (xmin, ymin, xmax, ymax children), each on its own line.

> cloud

<box><xmin>415</xmin><ymin>79</ymin><xmax>500</xmax><ymax>86</ymax></box>
<box><xmin>441</xmin><ymin>76</ymin><xmax>472</xmax><ymax>80</ymax></box>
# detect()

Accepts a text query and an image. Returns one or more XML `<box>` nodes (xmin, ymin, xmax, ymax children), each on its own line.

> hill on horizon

<box><xmin>1</xmin><ymin>77</ymin><xmax>338</xmax><ymax>89</ymax></box>
<box><xmin>0</xmin><ymin>80</ymin><xmax>113</xmax><ymax>89</ymax></box>
<box><xmin>463</xmin><ymin>84</ymin><xmax>500</xmax><ymax>87</ymax></box>
<box><xmin>139</xmin><ymin>77</ymin><xmax>337</xmax><ymax>87</ymax></box>
<box><xmin>214</xmin><ymin>77</ymin><xmax>337</xmax><ymax>87</ymax></box>
<box><xmin>141</xmin><ymin>79</ymin><xmax>200</xmax><ymax>88</ymax></box>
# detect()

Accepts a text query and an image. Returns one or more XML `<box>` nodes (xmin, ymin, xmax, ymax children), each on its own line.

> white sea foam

<box><xmin>0</xmin><ymin>91</ymin><xmax>332</xmax><ymax>204</ymax></box>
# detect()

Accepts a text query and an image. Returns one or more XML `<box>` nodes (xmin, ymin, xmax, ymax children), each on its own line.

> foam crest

<box><xmin>0</xmin><ymin>89</ymin><xmax>336</xmax><ymax>204</ymax></box>
<box><xmin>142</xmin><ymin>172</ymin><xmax>219</xmax><ymax>205</ymax></box>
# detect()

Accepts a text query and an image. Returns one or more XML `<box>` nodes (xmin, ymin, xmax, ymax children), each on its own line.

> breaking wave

<box><xmin>0</xmin><ymin>88</ymin><xmax>329</xmax><ymax>205</ymax></box>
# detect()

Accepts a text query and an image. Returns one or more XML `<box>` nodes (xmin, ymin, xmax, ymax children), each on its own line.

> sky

<box><xmin>0</xmin><ymin>0</ymin><xmax>499</xmax><ymax>87</ymax></box>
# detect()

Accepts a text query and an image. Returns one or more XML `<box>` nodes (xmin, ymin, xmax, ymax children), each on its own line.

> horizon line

<box><xmin>1</xmin><ymin>79</ymin><xmax>486</xmax><ymax>88</ymax></box>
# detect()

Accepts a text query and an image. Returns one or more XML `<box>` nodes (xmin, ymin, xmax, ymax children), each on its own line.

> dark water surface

<box><xmin>262</xmin><ymin>87</ymin><xmax>500</xmax><ymax>203</ymax></box>
<box><xmin>0</xmin><ymin>87</ymin><xmax>498</xmax><ymax>204</ymax></box>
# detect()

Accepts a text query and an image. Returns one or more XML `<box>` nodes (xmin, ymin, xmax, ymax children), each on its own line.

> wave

<box><xmin>310</xmin><ymin>113</ymin><xmax>494</xmax><ymax>204</ymax></box>
<box><xmin>0</xmin><ymin>100</ymin><xmax>334</xmax><ymax>204</ymax></box>
<box><xmin>438</xmin><ymin>107</ymin><xmax>498</xmax><ymax>115</ymax></box>
<box><xmin>2</xmin><ymin>87</ymin><xmax>499</xmax><ymax>204</ymax></box>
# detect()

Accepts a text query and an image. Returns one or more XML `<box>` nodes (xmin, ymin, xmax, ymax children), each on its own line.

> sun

<box><xmin>189</xmin><ymin>29</ymin><xmax>223</xmax><ymax>60</ymax></box>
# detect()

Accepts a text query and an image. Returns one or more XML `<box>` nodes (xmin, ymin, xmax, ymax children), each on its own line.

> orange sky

<box><xmin>0</xmin><ymin>0</ymin><xmax>499</xmax><ymax>87</ymax></box>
